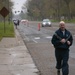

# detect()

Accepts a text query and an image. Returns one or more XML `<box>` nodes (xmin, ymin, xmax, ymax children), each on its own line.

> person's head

<box><xmin>59</xmin><ymin>21</ymin><xmax>65</xmax><ymax>31</ymax></box>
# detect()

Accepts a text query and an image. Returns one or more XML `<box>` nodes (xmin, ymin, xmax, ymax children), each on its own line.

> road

<box><xmin>18</xmin><ymin>21</ymin><xmax>75</xmax><ymax>75</ymax></box>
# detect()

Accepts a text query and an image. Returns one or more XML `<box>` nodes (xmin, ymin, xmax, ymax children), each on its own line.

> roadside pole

<box><xmin>38</xmin><ymin>23</ymin><xmax>41</xmax><ymax>31</ymax></box>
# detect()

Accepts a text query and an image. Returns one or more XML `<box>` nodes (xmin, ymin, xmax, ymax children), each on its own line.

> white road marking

<box><xmin>46</xmin><ymin>36</ymin><xmax>52</xmax><ymax>39</ymax></box>
<box><xmin>33</xmin><ymin>37</ymin><xmax>40</xmax><ymax>43</ymax></box>
<box><xmin>12</xmin><ymin>54</ymin><xmax>17</xmax><ymax>57</ymax></box>
<box><xmin>32</xmin><ymin>39</ymin><xmax>38</xmax><ymax>43</ymax></box>
<box><xmin>34</xmin><ymin>37</ymin><xmax>40</xmax><ymax>39</ymax></box>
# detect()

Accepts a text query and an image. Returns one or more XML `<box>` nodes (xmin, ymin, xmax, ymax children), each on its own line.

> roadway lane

<box><xmin>18</xmin><ymin>22</ymin><xmax>54</xmax><ymax>43</ymax></box>
<box><xmin>18</xmin><ymin>21</ymin><xmax>75</xmax><ymax>75</ymax></box>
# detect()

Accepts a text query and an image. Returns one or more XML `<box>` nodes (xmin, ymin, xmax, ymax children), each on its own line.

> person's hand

<box><xmin>60</xmin><ymin>39</ymin><xmax>66</xmax><ymax>44</ymax></box>
<box><xmin>67</xmin><ymin>41</ymin><xmax>71</xmax><ymax>45</ymax></box>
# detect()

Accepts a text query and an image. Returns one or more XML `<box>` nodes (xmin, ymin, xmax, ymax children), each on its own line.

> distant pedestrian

<box><xmin>17</xmin><ymin>20</ymin><xmax>20</xmax><ymax>26</ymax></box>
<box><xmin>51</xmin><ymin>21</ymin><xmax>73</xmax><ymax>75</ymax></box>
<box><xmin>13</xmin><ymin>20</ymin><xmax>18</xmax><ymax>29</ymax></box>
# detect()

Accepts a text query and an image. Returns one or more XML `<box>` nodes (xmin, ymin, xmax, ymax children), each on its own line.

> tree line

<box><xmin>26</xmin><ymin>0</ymin><xmax>75</xmax><ymax>21</ymax></box>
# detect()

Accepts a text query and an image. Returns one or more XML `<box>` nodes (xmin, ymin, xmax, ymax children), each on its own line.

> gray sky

<box><xmin>11</xmin><ymin>0</ymin><xmax>26</xmax><ymax>14</ymax></box>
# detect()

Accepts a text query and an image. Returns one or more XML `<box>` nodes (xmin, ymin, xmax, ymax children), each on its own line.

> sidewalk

<box><xmin>0</xmin><ymin>28</ymin><xmax>39</xmax><ymax>75</ymax></box>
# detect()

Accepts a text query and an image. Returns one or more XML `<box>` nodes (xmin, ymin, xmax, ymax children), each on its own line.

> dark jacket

<box><xmin>51</xmin><ymin>28</ymin><xmax>73</xmax><ymax>50</ymax></box>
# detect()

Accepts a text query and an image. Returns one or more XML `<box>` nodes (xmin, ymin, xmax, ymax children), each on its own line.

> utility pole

<box><xmin>8</xmin><ymin>0</ymin><xmax>10</xmax><ymax>24</ymax></box>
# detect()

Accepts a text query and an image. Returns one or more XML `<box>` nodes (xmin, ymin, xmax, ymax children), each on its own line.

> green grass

<box><xmin>51</xmin><ymin>19</ymin><xmax>75</xmax><ymax>23</ymax></box>
<box><xmin>64</xmin><ymin>19</ymin><xmax>75</xmax><ymax>23</ymax></box>
<box><xmin>0</xmin><ymin>22</ymin><xmax>15</xmax><ymax>41</ymax></box>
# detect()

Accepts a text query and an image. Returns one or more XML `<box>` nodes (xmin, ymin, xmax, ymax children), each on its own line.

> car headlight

<box><xmin>43</xmin><ymin>22</ymin><xmax>46</xmax><ymax>25</ymax></box>
<box><xmin>48</xmin><ymin>22</ymin><xmax>51</xmax><ymax>25</ymax></box>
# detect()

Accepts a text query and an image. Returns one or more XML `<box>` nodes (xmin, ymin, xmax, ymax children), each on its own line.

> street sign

<box><xmin>0</xmin><ymin>7</ymin><xmax>9</xmax><ymax>18</ymax></box>
<box><xmin>0</xmin><ymin>7</ymin><xmax>9</xmax><ymax>33</ymax></box>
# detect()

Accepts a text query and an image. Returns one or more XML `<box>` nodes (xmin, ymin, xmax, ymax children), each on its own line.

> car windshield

<box><xmin>43</xmin><ymin>19</ymin><xmax>50</xmax><ymax>22</ymax></box>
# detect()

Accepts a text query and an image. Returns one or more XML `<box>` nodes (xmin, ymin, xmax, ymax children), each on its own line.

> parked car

<box><xmin>41</xmin><ymin>19</ymin><xmax>52</xmax><ymax>27</ymax></box>
<box><xmin>21</xmin><ymin>19</ymin><xmax>28</xmax><ymax>25</ymax></box>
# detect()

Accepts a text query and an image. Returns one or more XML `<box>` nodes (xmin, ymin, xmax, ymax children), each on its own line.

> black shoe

<box><xmin>57</xmin><ymin>69</ymin><xmax>60</xmax><ymax>75</ymax></box>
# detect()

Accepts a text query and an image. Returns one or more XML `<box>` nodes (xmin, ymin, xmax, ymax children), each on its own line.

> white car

<box><xmin>42</xmin><ymin>19</ymin><xmax>52</xmax><ymax>27</ymax></box>
<box><xmin>21</xmin><ymin>19</ymin><xmax>28</xmax><ymax>25</ymax></box>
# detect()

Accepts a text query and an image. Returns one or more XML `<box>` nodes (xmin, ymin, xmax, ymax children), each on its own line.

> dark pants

<box><xmin>55</xmin><ymin>49</ymin><xmax>69</xmax><ymax>75</ymax></box>
<box><xmin>14</xmin><ymin>23</ymin><xmax>18</xmax><ymax>29</ymax></box>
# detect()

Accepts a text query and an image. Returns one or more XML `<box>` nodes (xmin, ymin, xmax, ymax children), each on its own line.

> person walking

<box><xmin>17</xmin><ymin>19</ymin><xmax>20</xmax><ymax>26</ymax></box>
<box><xmin>51</xmin><ymin>21</ymin><xmax>73</xmax><ymax>75</ymax></box>
<box><xmin>13</xmin><ymin>20</ymin><xmax>18</xmax><ymax>29</ymax></box>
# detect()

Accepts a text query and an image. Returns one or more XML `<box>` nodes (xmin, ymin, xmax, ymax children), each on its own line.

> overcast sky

<box><xmin>11</xmin><ymin>0</ymin><xmax>26</xmax><ymax>14</ymax></box>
